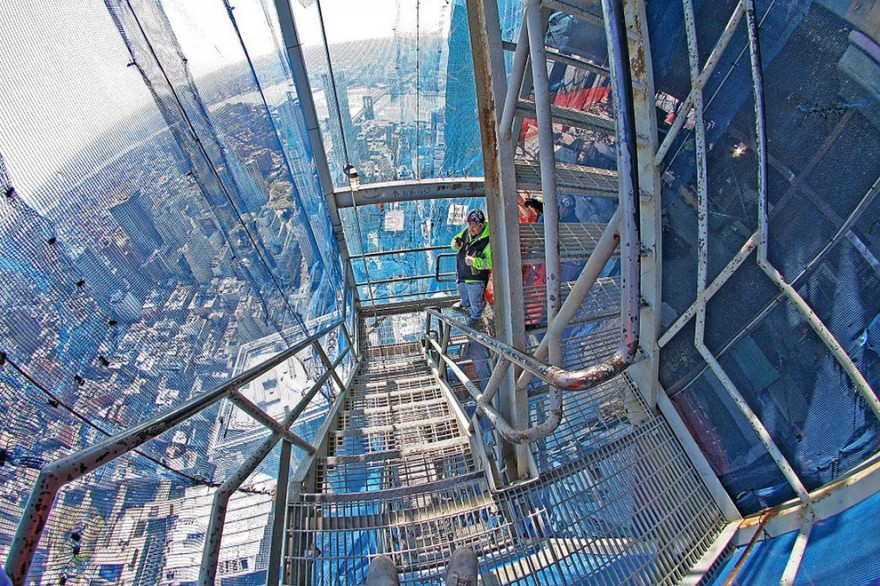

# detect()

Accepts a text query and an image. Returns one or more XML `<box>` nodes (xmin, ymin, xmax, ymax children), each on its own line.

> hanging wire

<box><xmin>0</xmin><ymin>353</ymin><xmax>271</xmax><ymax>495</ymax></box>
<box><xmin>124</xmin><ymin>0</ymin><xmax>304</xmax><ymax>343</ymax></box>
<box><xmin>315</xmin><ymin>0</ymin><xmax>377</xmax><ymax>305</ymax></box>
<box><xmin>222</xmin><ymin>0</ymin><xmax>329</xmax><ymax>334</ymax></box>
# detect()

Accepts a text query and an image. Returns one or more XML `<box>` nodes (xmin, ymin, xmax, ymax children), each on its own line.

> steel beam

<box><xmin>5</xmin><ymin>317</ymin><xmax>343</xmax><ymax>584</ymax></box>
<box><xmin>333</xmin><ymin>177</ymin><xmax>485</xmax><ymax>208</ymax></box>
<box><xmin>779</xmin><ymin>510</ymin><xmax>814</xmax><ymax>586</ymax></box>
<box><xmin>273</xmin><ymin>0</ymin><xmax>358</xmax><ymax>304</ymax></box>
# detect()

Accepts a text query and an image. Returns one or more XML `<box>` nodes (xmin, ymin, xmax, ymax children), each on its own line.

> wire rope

<box><xmin>314</xmin><ymin>0</ymin><xmax>377</xmax><ymax>305</ymax></box>
<box><xmin>0</xmin><ymin>352</ymin><xmax>271</xmax><ymax>495</ymax></box>
<box><xmin>124</xmin><ymin>0</ymin><xmax>303</xmax><ymax>343</ymax></box>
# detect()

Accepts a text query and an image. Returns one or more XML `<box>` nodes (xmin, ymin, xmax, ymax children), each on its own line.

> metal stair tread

<box><xmin>524</xmin><ymin>276</ymin><xmax>621</xmax><ymax>331</ymax></box>
<box><xmin>316</xmin><ymin>452</ymin><xmax>478</xmax><ymax>493</ymax></box>
<box><xmin>355</xmin><ymin>372</ymin><xmax>435</xmax><ymax>388</ymax></box>
<box><xmin>519</xmin><ymin>221</ymin><xmax>610</xmax><ymax>264</ymax></box>
<box><xmin>343</xmin><ymin>396</ymin><xmax>448</xmax><ymax>416</ymax></box>
<box><xmin>299</xmin><ymin>471</ymin><xmax>486</xmax><ymax>503</ymax></box>
<box><xmin>331</xmin><ymin>414</ymin><xmax>455</xmax><ymax>437</ymax></box>
<box><xmin>515</xmin><ymin>159</ymin><xmax>618</xmax><ymax>196</ymax></box>
<box><xmin>544</xmin><ymin>45</ymin><xmax>609</xmax><ymax>77</ymax></box>
<box><xmin>320</xmin><ymin>436</ymin><xmax>472</xmax><ymax>465</ymax></box>
<box><xmin>543</xmin><ymin>0</ymin><xmax>604</xmax><ymax>26</ymax></box>
<box><xmin>515</xmin><ymin>99</ymin><xmax>615</xmax><ymax>132</ymax></box>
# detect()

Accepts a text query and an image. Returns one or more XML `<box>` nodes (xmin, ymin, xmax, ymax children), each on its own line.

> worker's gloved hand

<box><xmin>465</xmin><ymin>255</ymin><xmax>475</xmax><ymax>266</ymax></box>
<box><xmin>454</xmin><ymin>236</ymin><xmax>463</xmax><ymax>247</ymax></box>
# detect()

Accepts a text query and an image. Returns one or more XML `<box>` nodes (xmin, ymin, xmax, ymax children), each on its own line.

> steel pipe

<box><xmin>517</xmin><ymin>209</ymin><xmax>621</xmax><ymax>389</ymax></box>
<box><xmin>499</xmin><ymin>17</ymin><xmax>531</xmax><ymax>139</ymax></box>
<box><xmin>525</xmin><ymin>0</ymin><xmax>562</xmax><ymax>375</ymax></box>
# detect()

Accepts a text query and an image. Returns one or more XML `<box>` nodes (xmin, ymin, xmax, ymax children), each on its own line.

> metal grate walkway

<box><xmin>283</xmin><ymin>329</ymin><xmax>727</xmax><ymax>585</ymax></box>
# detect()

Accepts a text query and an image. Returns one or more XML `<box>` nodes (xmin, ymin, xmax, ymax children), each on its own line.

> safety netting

<box><xmin>652</xmin><ymin>0</ymin><xmax>880</xmax><ymax>515</ymax></box>
<box><xmin>707</xmin><ymin>488</ymin><xmax>880</xmax><ymax>584</ymax></box>
<box><xmin>0</xmin><ymin>0</ymin><xmax>352</xmax><ymax>583</ymax></box>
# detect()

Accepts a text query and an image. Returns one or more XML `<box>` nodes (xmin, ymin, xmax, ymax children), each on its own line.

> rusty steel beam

<box><xmin>4</xmin><ymin>318</ymin><xmax>344</xmax><ymax>584</ymax></box>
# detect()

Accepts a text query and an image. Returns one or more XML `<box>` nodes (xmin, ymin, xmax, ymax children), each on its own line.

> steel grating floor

<box><xmin>285</xmin><ymin>327</ymin><xmax>726</xmax><ymax>585</ymax></box>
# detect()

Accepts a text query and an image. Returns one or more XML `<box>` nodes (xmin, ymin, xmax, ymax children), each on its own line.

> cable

<box><xmin>1</xmin><ymin>353</ymin><xmax>271</xmax><ymax>495</ymax></box>
<box><xmin>123</xmin><ymin>0</ymin><xmax>303</xmax><ymax>342</ymax></box>
<box><xmin>315</xmin><ymin>0</ymin><xmax>377</xmax><ymax>305</ymax></box>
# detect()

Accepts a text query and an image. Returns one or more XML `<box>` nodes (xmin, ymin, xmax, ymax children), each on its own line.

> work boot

<box><xmin>366</xmin><ymin>555</ymin><xmax>399</xmax><ymax>586</ymax></box>
<box><xmin>451</xmin><ymin>302</ymin><xmax>469</xmax><ymax>313</ymax></box>
<box><xmin>445</xmin><ymin>547</ymin><xmax>479</xmax><ymax>585</ymax></box>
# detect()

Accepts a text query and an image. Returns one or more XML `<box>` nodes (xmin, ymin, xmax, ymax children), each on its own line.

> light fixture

<box><xmin>343</xmin><ymin>164</ymin><xmax>360</xmax><ymax>191</ymax></box>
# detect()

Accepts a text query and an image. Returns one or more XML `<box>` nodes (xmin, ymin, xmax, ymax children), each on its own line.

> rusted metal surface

<box><xmin>426</xmin><ymin>308</ymin><xmax>635</xmax><ymax>444</ymax></box>
<box><xmin>5</xmin><ymin>318</ymin><xmax>344</xmax><ymax>584</ymax></box>
<box><xmin>200</xmin><ymin>347</ymin><xmax>349</xmax><ymax>585</ymax></box>
<box><xmin>600</xmin><ymin>0</ymin><xmax>640</xmax><ymax>363</ymax></box>
<box><xmin>466</xmin><ymin>0</ymin><xmax>529</xmax><ymax>477</ymax></box>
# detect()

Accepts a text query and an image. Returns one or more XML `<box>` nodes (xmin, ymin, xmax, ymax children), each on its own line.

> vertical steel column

<box><xmin>465</xmin><ymin>0</ymin><xmax>530</xmax><ymax>480</ymax></box>
<box><xmin>525</xmin><ymin>0</ymin><xmax>562</xmax><ymax>378</ymax></box>
<box><xmin>601</xmin><ymin>0</ymin><xmax>641</xmax><ymax>364</ymax></box>
<box><xmin>266</xmin><ymin>439</ymin><xmax>292</xmax><ymax>586</ymax></box>
<box><xmin>274</xmin><ymin>0</ymin><xmax>358</xmax><ymax>306</ymax></box>
<box><xmin>619</xmin><ymin>0</ymin><xmax>662</xmax><ymax>410</ymax></box>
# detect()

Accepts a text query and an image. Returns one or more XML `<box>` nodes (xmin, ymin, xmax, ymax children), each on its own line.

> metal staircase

<box><xmin>284</xmin><ymin>339</ymin><xmax>501</xmax><ymax>585</ymax></box>
<box><xmin>281</xmin><ymin>325</ymin><xmax>727</xmax><ymax>585</ymax></box>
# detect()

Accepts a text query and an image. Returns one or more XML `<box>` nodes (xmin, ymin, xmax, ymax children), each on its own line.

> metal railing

<box><xmin>5</xmin><ymin>316</ymin><xmax>356</xmax><ymax>586</ymax></box>
<box><xmin>425</xmin><ymin>0</ymin><xmax>641</xmax><ymax>447</ymax></box>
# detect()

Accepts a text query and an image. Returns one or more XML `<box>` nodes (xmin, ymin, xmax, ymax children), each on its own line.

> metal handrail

<box><xmin>422</xmin><ymin>0</ymin><xmax>641</xmax><ymax>446</ymax></box>
<box><xmin>5</xmin><ymin>317</ymin><xmax>348</xmax><ymax>585</ymax></box>
<box><xmin>434</xmin><ymin>252</ymin><xmax>458</xmax><ymax>282</ymax></box>
<box><xmin>199</xmin><ymin>345</ymin><xmax>353</xmax><ymax>586</ymax></box>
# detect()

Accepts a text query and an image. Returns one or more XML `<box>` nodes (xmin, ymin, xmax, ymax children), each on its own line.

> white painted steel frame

<box><xmin>639</xmin><ymin>0</ymin><xmax>880</xmax><ymax>581</ymax></box>
<box><xmin>466</xmin><ymin>0</ymin><xmax>531</xmax><ymax>480</ymax></box>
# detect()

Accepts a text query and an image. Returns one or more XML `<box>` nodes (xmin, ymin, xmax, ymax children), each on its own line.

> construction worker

<box><xmin>451</xmin><ymin>209</ymin><xmax>492</xmax><ymax>323</ymax></box>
